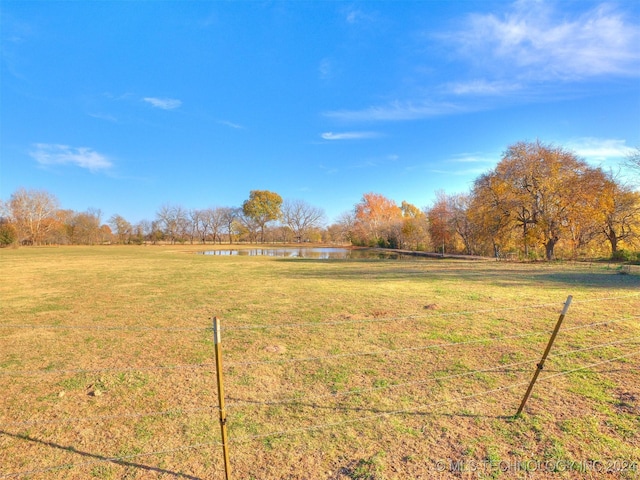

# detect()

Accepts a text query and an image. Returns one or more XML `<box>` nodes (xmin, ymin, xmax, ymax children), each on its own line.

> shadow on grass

<box><xmin>0</xmin><ymin>430</ymin><xmax>202</xmax><ymax>479</ymax></box>
<box><xmin>278</xmin><ymin>259</ymin><xmax>640</xmax><ymax>290</ymax></box>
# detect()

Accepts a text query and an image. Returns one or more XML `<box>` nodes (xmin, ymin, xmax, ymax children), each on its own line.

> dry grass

<box><xmin>1</xmin><ymin>245</ymin><xmax>639</xmax><ymax>479</ymax></box>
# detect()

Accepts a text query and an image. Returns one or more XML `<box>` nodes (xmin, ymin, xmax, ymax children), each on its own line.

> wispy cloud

<box><xmin>430</xmin><ymin>167</ymin><xmax>488</xmax><ymax>177</ymax></box>
<box><xmin>88</xmin><ymin>112</ymin><xmax>117</xmax><ymax>122</ymax></box>
<box><xmin>451</xmin><ymin>1</ymin><xmax>640</xmax><ymax>81</ymax></box>
<box><xmin>217</xmin><ymin>120</ymin><xmax>244</xmax><ymax>129</ymax></box>
<box><xmin>30</xmin><ymin>144</ymin><xmax>112</xmax><ymax>172</ymax></box>
<box><xmin>321</xmin><ymin>131</ymin><xmax>380</xmax><ymax>140</ymax></box>
<box><xmin>566</xmin><ymin>137</ymin><xmax>635</xmax><ymax>162</ymax></box>
<box><xmin>324</xmin><ymin>101</ymin><xmax>463</xmax><ymax>122</ymax></box>
<box><xmin>443</xmin><ymin>80</ymin><xmax>522</xmax><ymax>96</ymax></box>
<box><xmin>143</xmin><ymin>97</ymin><xmax>182</xmax><ymax>110</ymax></box>
<box><xmin>344</xmin><ymin>7</ymin><xmax>378</xmax><ymax>25</ymax></box>
<box><xmin>449</xmin><ymin>153</ymin><xmax>496</xmax><ymax>164</ymax></box>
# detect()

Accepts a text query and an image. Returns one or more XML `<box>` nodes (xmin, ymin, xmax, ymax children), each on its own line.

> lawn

<box><xmin>1</xmin><ymin>245</ymin><xmax>638</xmax><ymax>479</ymax></box>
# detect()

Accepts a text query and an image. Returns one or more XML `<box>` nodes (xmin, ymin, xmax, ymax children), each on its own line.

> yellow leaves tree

<box><xmin>485</xmin><ymin>141</ymin><xmax>600</xmax><ymax>260</ymax></box>
<box><xmin>242</xmin><ymin>190</ymin><xmax>283</xmax><ymax>243</ymax></box>
<box><xmin>354</xmin><ymin>193</ymin><xmax>402</xmax><ymax>246</ymax></box>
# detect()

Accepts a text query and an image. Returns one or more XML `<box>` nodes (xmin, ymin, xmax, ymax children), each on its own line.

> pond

<box><xmin>199</xmin><ymin>247</ymin><xmax>416</xmax><ymax>260</ymax></box>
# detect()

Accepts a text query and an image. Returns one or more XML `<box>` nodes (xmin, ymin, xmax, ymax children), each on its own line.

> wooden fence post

<box><xmin>213</xmin><ymin>316</ymin><xmax>232</xmax><ymax>480</ymax></box>
<box><xmin>516</xmin><ymin>295</ymin><xmax>573</xmax><ymax>416</ymax></box>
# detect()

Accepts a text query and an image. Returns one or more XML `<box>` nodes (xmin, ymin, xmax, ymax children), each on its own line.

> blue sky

<box><xmin>2</xmin><ymin>0</ymin><xmax>639</xmax><ymax>225</ymax></box>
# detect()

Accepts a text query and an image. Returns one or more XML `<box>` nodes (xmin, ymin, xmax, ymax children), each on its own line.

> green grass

<box><xmin>0</xmin><ymin>245</ymin><xmax>638</xmax><ymax>479</ymax></box>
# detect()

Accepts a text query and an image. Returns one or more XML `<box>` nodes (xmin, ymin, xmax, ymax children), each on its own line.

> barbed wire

<box><xmin>220</xmin><ymin>301</ymin><xmax>566</xmax><ymax>331</ymax></box>
<box><xmin>13</xmin><ymin>355</ymin><xmax>610</xmax><ymax>478</ymax></box>
<box><xmin>226</xmin><ymin>357</ymin><xmax>538</xmax><ymax>409</ymax></box>
<box><xmin>4</xmin><ymin>337</ymin><xmax>636</xmax><ymax>429</ymax></box>
<box><xmin>228</xmin><ymin>349</ymin><xmax>640</xmax><ymax>445</ymax></box>
<box><xmin>0</xmin><ymin>324</ymin><xmax>211</xmax><ymax>332</ymax></box>
<box><xmin>0</xmin><ymin>406</ymin><xmax>216</xmax><ymax>428</ymax></box>
<box><xmin>5</xmin><ymin>336</ymin><xmax>636</xmax><ymax>430</ymax></box>
<box><xmin>220</xmin><ymin>292</ymin><xmax>638</xmax><ymax>331</ymax></box>
<box><xmin>226</xmin><ymin>336</ymin><xmax>640</xmax><ymax>410</ymax></box>
<box><xmin>2</xmin><ymin>315</ymin><xmax>637</xmax><ymax>376</ymax></box>
<box><xmin>0</xmin><ymin>362</ymin><xmax>216</xmax><ymax>377</ymax></box>
<box><xmin>223</xmin><ymin>315</ymin><xmax>639</xmax><ymax>367</ymax></box>
<box><xmin>1</xmin><ymin>293</ymin><xmax>635</xmax><ymax>334</ymax></box>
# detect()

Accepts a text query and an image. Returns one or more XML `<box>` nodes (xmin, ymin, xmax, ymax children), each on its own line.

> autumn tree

<box><xmin>399</xmin><ymin>201</ymin><xmax>429</xmax><ymax>250</ymax></box>
<box><xmin>470</xmin><ymin>172</ymin><xmax>519</xmax><ymax>258</ymax></box>
<box><xmin>281</xmin><ymin>199</ymin><xmax>325</xmax><ymax>242</ymax></box>
<box><xmin>242</xmin><ymin>190</ymin><xmax>283</xmax><ymax>243</ymax></box>
<box><xmin>599</xmin><ymin>177</ymin><xmax>640</xmax><ymax>254</ymax></box>
<box><xmin>8</xmin><ymin>188</ymin><xmax>60</xmax><ymax>245</ymax></box>
<box><xmin>109</xmin><ymin>214</ymin><xmax>133</xmax><ymax>244</ymax></box>
<box><xmin>353</xmin><ymin>193</ymin><xmax>402</xmax><ymax>246</ymax></box>
<box><xmin>448</xmin><ymin>194</ymin><xmax>478</xmax><ymax>255</ymax></box>
<box><xmin>65</xmin><ymin>208</ymin><xmax>103</xmax><ymax>244</ymax></box>
<box><xmin>426</xmin><ymin>191</ymin><xmax>456</xmax><ymax>254</ymax></box>
<box><xmin>479</xmin><ymin>141</ymin><xmax>603</xmax><ymax>260</ymax></box>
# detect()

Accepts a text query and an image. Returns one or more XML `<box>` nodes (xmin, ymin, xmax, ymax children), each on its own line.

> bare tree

<box><xmin>9</xmin><ymin>188</ymin><xmax>60</xmax><ymax>245</ymax></box>
<box><xmin>220</xmin><ymin>207</ymin><xmax>241</xmax><ymax>243</ymax></box>
<box><xmin>156</xmin><ymin>204</ymin><xmax>189</xmax><ymax>244</ymax></box>
<box><xmin>201</xmin><ymin>207</ymin><xmax>225</xmax><ymax>244</ymax></box>
<box><xmin>625</xmin><ymin>147</ymin><xmax>640</xmax><ymax>177</ymax></box>
<box><xmin>281</xmin><ymin>199</ymin><xmax>325</xmax><ymax>242</ymax></box>
<box><xmin>109</xmin><ymin>214</ymin><xmax>132</xmax><ymax>244</ymax></box>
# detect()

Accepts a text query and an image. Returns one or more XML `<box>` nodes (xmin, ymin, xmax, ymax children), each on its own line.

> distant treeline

<box><xmin>2</xmin><ymin>141</ymin><xmax>639</xmax><ymax>261</ymax></box>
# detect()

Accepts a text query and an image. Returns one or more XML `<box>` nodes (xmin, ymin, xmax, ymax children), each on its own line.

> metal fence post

<box><xmin>516</xmin><ymin>295</ymin><xmax>573</xmax><ymax>416</ymax></box>
<box><xmin>213</xmin><ymin>316</ymin><xmax>232</xmax><ymax>480</ymax></box>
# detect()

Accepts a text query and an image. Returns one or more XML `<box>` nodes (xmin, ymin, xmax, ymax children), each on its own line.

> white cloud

<box><xmin>324</xmin><ymin>101</ymin><xmax>462</xmax><ymax>122</ymax></box>
<box><xmin>217</xmin><ymin>120</ymin><xmax>244</xmax><ymax>129</ymax></box>
<box><xmin>567</xmin><ymin>137</ymin><xmax>635</xmax><ymax>162</ymax></box>
<box><xmin>321</xmin><ymin>131</ymin><xmax>380</xmax><ymax>140</ymax></box>
<box><xmin>430</xmin><ymin>167</ymin><xmax>488</xmax><ymax>176</ymax></box>
<box><xmin>30</xmin><ymin>144</ymin><xmax>112</xmax><ymax>172</ymax></box>
<box><xmin>143</xmin><ymin>97</ymin><xmax>182</xmax><ymax>110</ymax></box>
<box><xmin>444</xmin><ymin>79</ymin><xmax>522</xmax><ymax>96</ymax></box>
<box><xmin>453</xmin><ymin>1</ymin><xmax>640</xmax><ymax>81</ymax></box>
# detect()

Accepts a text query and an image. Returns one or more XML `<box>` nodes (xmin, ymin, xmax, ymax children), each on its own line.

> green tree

<box><xmin>242</xmin><ymin>190</ymin><xmax>283</xmax><ymax>243</ymax></box>
<box><xmin>0</xmin><ymin>219</ymin><xmax>17</xmax><ymax>246</ymax></box>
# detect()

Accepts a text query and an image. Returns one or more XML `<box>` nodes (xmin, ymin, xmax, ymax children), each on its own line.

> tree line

<box><xmin>2</xmin><ymin>141</ymin><xmax>639</xmax><ymax>260</ymax></box>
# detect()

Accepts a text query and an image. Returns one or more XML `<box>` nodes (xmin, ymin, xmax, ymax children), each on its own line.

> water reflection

<box><xmin>199</xmin><ymin>247</ymin><xmax>411</xmax><ymax>260</ymax></box>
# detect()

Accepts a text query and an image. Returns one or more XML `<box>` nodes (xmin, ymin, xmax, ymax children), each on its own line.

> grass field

<box><xmin>1</xmin><ymin>245</ymin><xmax>639</xmax><ymax>479</ymax></box>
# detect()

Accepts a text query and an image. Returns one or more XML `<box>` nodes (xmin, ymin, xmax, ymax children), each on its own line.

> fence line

<box><xmin>0</xmin><ymin>324</ymin><xmax>211</xmax><ymax>332</ymax></box>
<box><xmin>4</xmin><ymin>348</ymin><xmax>637</xmax><ymax>479</ymax></box>
<box><xmin>5</xmin><ymin>337</ymin><xmax>636</xmax><ymax>430</ymax></box>
<box><xmin>2</xmin><ymin>303</ymin><xmax>638</xmax><ymax>478</ymax></box>
<box><xmin>223</xmin><ymin>316</ymin><xmax>639</xmax><ymax>367</ymax></box>
<box><xmin>3</xmin><ymin>292</ymin><xmax>635</xmax><ymax>334</ymax></box>
<box><xmin>6</xmin><ymin>336</ymin><xmax>636</xmax><ymax>431</ymax></box>
<box><xmin>0</xmin><ymin>406</ymin><xmax>216</xmax><ymax>428</ymax></box>
<box><xmin>2</xmin><ymin>316</ymin><xmax>637</xmax><ymax>377</ymax></box>
<box><xmin>222</xmin><ymin>292</ymin><xmax>639</xmax><ymax>331</ymax></box>
<box><xmin>225</xmin><ymin>336</ymin><xmax>640</xmax><ymax>409</ymax></box>
<box><xmin>227</xmin><ymin>350</ymin><xmax>640</xmax><ymax>445</ymax></box>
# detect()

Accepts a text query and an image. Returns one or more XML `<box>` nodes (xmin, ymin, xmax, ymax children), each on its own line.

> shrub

<box><xmin>611</xmin><ymin>249</ymin><xmax>638</xmax><ymax>262</ymax></box>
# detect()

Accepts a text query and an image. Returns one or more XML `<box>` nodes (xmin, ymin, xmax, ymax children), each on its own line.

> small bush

<box><xmin>611</xmin><ymin>249</ymin><xmax>638</xmax><ymax>262</ymax></box>
<box><xmin>0</xmin><ymin>222</ymin><xmax>17</xmax><ymax>247</ymax></box>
